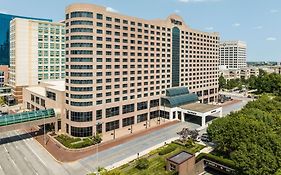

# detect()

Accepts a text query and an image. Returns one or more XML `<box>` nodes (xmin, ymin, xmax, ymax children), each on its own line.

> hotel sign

<box><xmin>171</xmin><ymin>19</ymin><xmax>182</xmax><ymax>25</ymax></box>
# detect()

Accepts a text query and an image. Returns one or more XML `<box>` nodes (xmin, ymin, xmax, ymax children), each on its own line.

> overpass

<box><xmin>0</xmin><ymin>108</ymin><xmax>58</xmax><ymax>132</ymax></box>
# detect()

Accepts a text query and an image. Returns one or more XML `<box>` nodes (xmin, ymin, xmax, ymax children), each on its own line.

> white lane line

<box><xmin>3</xmin><ymin>145</ymin><xmax>8</xmax><ymax>153</ymax></box>
<box><xmin>5</xmin><ymin>149</ymin><xmax>23</xmax><ymax>175</ymax></box>
<box><xmin>14</xmin><ymin>130</ymin><xmax>48</xmax><ymax>168</ymax></box>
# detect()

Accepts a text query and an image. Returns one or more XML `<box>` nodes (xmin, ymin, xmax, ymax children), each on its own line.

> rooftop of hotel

<box><xmin>25</xmin><ymin>80</ymin><xmax>65</xmax><ymax>97</ymax></box>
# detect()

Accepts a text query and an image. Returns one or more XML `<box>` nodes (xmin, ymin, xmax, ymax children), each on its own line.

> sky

<box><xmin>0</xmin><ymin>0</ymin><xmax>280</xmax><ymax>62</ymax></box>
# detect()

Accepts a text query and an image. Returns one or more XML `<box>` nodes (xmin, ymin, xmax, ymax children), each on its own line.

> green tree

<box><xmin>219</xmin><ymin>75</ymin><xmax>227</xmax><ymax>90</ymax></box>
<box><xmin>207</xmin><ymin>95</ymin><xmax>281</xmax><ymax>175</ymax></box>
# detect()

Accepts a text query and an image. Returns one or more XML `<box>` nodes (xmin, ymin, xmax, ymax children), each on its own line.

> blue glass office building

<box><xmin>0</xmin><ymin>13</ymin><xmax>52</xmax><ymax>65</ymax></box>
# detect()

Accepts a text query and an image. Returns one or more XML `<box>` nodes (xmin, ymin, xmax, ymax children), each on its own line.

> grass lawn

<box><xmin>92</xmin><ymin>140</ymin><xmax>205</xmax><ymax>175</ymax></box>
<box><xmin>55</xmin><ymin>134</ymin><xmax>101</xmax><ymax>149</ymax></box>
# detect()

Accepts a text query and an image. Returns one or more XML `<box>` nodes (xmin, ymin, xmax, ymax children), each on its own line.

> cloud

<box><xmin>205</xmin><ymin>26</ymin><xmax>214</xmax><ymax>30</ymax></box>
<box><xmin>175</xmin><ymin>9</ymin><xmax>180</xmax><ymax>13</ymax></box>
<box><xmin>106</xmin><ymin>7</ymin><xmax>119</xmax><ymax>13</ymax></box>
<box><xmin>232</xmin><ymin>23</ymin><xmax>241</xmax><ymax>27</ymax></box>
<box><xmin>270</xmin><ymin>9</ymin><xmax>279</xmax><ymax>13</ymax></box>
<box><xmin>266</xmin><ymin>37</ymin><xmax>277</xmax><ymax>41</ymax></box>
<box><xmin>253</xmin><ymin>25</ymin><xmax>263</xmax><ymax>30</ymax></box>
<box><xmin>179</xmin><ymin>0</ymin><xmax>220</xmax><ymax>3</ymax></box>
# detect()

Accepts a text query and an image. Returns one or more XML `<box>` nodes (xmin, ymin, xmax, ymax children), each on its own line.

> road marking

<box><xmin>14</xmin><ymin>130</ymin><xmax>48</xmax><ymax>168</ymax></box>
<box><xmin>4</xmin><ymin>145</ymin><xmax>8</xmax><ymax>153</ymax></box>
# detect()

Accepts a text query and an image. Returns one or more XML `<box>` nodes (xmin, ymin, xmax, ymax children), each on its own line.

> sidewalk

<box><xmin>33</xmin><ymin>120</ymin><xmax>179</xmax><ymax>162</ymax></box>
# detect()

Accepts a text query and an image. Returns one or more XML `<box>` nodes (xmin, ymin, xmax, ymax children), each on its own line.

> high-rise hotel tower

<box><xmin>65</xmin><ymin>4</ymin><xmax>219</xmax><ymax>137</ymax></box>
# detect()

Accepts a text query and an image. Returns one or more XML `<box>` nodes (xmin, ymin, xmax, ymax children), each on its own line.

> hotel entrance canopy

<box><xmin>160</xmin><ymin>87</ymin><xmax>222</xmax><ymax>127</ymax></box>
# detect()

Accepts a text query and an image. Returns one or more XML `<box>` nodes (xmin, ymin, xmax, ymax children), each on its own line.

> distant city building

<box><xmin>9</xmin><ymin>18</ymin><xmax>66</xmax><ymax>103</ymax></box>
<box><xmin>219</xmin><ymin>66</ymin><xmax>259</xmax><ymax>81</ymax></box>
<box><xmin>0</xmin><ymin>13</ymin><xmax>51</xmax><ymax>66</ymax></box>
<box><xmin>219</xmin><ymin>41</ymin><xmax>247</xmax><ymax>69</ymax></box>
<box><xmin>261</xmin><ymin>66</ymin><xmax>281</xmax><ymax>75</ymax></box>
<box><xmin>0</xmin><ymin>65</ymin><xmax>9</xmax><ymax>87</ymax></box>
<box><xmin>63</xmin><ymin>3</ymin><xmax>220</xmax><ymax>137</ymax></box>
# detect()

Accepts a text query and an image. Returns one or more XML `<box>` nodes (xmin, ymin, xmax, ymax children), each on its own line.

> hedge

<box><xmin>196</xmin><ymin>153</ymin><xmax>236</xmax><ymax>169</ymax></box>
<box><xmin>158</xmin><ymin>144</ymin><xmax>177</xmax><ymax>155</ymax></box>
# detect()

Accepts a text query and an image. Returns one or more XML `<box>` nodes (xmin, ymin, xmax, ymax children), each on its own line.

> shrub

<box><xmin>196</xmin><ymin>153</ymin><xmax>236</xmax><ymax>168</ymax></box>
<box><xmin>135</xmin><ymin>158</ymin><xmax>149</xmax><ymax>170</ymax></box>
<box><xmin>184</xmin><ymin>139</ymin><xmax>194</xmax><ymax>148</ymax></box>
<box><xmin>55</xmin><ymin>134</ymin><xmax>102</xmax><ymax>149</ymax></box>
<box><xmin>158</xmin><ymin>144</ymin><xmax>177</xmax><ymax>155</ymax></box>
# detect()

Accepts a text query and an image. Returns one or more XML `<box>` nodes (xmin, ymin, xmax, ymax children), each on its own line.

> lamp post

<box><xmin>95</xmin><ymin>121</ymin><xmax>103</xmax><ymax>175</ymax></box>
<box><xmin>44</xmin><ymin>107</ymin><xmax>46</xmax><ymax>145</ymax></box>
<box><xmin>111</xmin><ymin>129</ymin><xmax>116</xmax><ymax>140</ymax></box>
<box><xmin>128</xmin><ymin>124</ymin><xmax>133</xmax><ymax>134</ymax></box>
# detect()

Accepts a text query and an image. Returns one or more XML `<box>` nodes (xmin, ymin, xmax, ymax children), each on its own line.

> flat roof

<box><xmin>26</xmin><ymin>86</ymin><xmax>46</xmax><ymax>97</ymax></box>
<box><xmin>167</xmin><ymin>151</ymin><xmax>193</xmax><ymax>164</ymax></box>
<box><xmin>41</xmin><ymin>80</ymin><xmax>65</xmax><ymax>92</ymax></box>
<box><xmin>26</xmin><ymin>80</ymin><xmax>65</xmax><ymax>97</ymax></box>
<box><xmin>180</xmin><ymin>103</ymin><xmax>220</xmax><ymax>113</ymax></box>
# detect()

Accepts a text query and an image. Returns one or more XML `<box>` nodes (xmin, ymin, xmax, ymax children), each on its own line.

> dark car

<box><xmin>201</xmin><ymin>133</ymin><xmax>210</xmax><ymax>142</ymax></box>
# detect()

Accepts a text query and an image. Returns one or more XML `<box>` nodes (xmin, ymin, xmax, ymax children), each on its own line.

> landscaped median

<box><xmin>55</xmin><ymin>134</ymin><xmax>102</xmax><ymax>149</ymax></box>
<box><xmin>89</xmin><ymin>139</ymin><xmax>205</xmax><ymax>175</ymax></box>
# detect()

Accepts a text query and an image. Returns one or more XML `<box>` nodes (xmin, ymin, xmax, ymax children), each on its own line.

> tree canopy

<box><xmin>208</xmin><ymin>95</ymin><xmax>281</xmax><ymax>175</ymax></box>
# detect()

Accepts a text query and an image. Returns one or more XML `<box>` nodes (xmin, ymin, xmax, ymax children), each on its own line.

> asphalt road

<box><xmin>0</xmin><ymin>97</ymin><xmax>250</xmax><ymax>175</ymax></box>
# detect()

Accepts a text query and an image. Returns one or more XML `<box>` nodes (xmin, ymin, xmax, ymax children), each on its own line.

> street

<box><xmin>0</xmin><ymin>97</ymin><xmax>250</xmax><ymax>175</ymax></box>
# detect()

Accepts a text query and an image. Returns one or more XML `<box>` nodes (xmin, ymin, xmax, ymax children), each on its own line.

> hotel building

<box><xmin>9</xmin><ymin>18</ymin><xmax>66</xmax><ymax>103</ymax></box>
<box><xmin>219</xmin><ymin>41</ymin><xmax>247</xmax><ymax>69</ymax></box>
<box><xmin>0</xmin><ymin>13</ymin><xmax>51</xmax><ymax>66</ymax></box>
<box><xmin>64</xmin><ymin>4</ymin><xmax>220</xmax><ymax>137</ymax></box>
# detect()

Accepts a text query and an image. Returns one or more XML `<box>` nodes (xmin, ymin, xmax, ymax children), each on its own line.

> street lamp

<box><xmin>95</xmin><ymin>121</ymin><xmax>103</xmax><ymax>175</ymax></box>
<box><xmin>128</xmin><ymin>124</ymin><xmax>133</xmax><ymax>134</ymax></box>
<box><xmin>43</xmin><ymin>107</ymin><xmax>47</xmax><ymax>145</ymax></box>
<box><xmin>111</xmin><ymin>129</ymin><xmax>116</xmax><ymax>139</ymax></box>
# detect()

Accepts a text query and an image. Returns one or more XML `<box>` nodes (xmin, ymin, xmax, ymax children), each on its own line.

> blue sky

<box><xmin>0</xmin><ymin>0</ymin><xmax>280</xmax><ymax>62</ymax></box>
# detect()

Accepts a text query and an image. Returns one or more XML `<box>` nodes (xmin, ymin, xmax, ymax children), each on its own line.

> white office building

<box><xmin>9</xmin><ymin>18</ymin><xmax>66</xmax><ymax>102</ymax></box>
<box><xmin>219</xmin><ymin>41</ymin><xmax>247</xmax><ymax>69</ymax></box>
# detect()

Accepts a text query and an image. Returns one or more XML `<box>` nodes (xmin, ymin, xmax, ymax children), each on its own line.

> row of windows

<box><xmin>70</xmin><ymin>43</ymin><xmax>93</xmax><ymax>47</ymax></box>
<box><xmin>70</xmin><ymin>20</ymin><xmax>93</xmax><ymax>26</ymax></box>
<box><xmin>70</xmin><ymin>79</ymin><xmax>93</xmax><ymax>84</ymax></box>
<box><xmin>70</xmin><ymin>28</ymin><xmax>93</xmax><ymax>33</ymax></box>
<box><xmin>70</xmin><ymin>65</ymin><xmax>93</xmax><ymax>69</ymax></box>
<box><xmin>70</xmin><ymin>94</ymin><xmax>93</xmax><ymax>99</ymax></box>
<box><xmin>70</xmin><ymin>101</ymin><xmax>93</xmax><ymax>106</ymax></box>
<box><xmin>70</xmin><ymin>111</ymin><xmax>93</xmax><ymax>122</ymax></box>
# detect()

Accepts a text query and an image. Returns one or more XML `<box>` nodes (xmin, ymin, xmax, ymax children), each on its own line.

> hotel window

<box><xmin>137</xmin><ymin>113</ymin><xmax>148</xmax><ymax>123</ymax></box>
<box><xmin>122</xmin><ymin>104</ymin><xmax>135</xmax><ymax>114</ymax></box>
<box><xmin>106</xmin><ymin>107</ymin><xmax>119</xmax><ymax>118</ymax></box>
<box><xmin>122</xmin><ymin>117</ymin><xmax>134</xmax><ymax>127</ymax></box>
<box><xmin>106</xmin><ymin>16</ymin><xmax>112</xmax><ymax>21</ymax></box>
<box><xmin>70</xmin><ymin>126</ymin><xmax>92</xmax><ymax>137</ymax></box>
<box><xmin>96</xmin><ymin>13</ymin><xmax>103</xmax><ymax>20</ymax></box>
<box><xmin>96</xmin><ymin>110</ymin><xmax>102</xmax><ymax>120</ymax></box>
<box><xmin>71</xmin><ymin>111</ymin><xmax>93</xmax><ymax>122</ymax></box>
<box><xmin>137</xmin><ymin>101</ymin><xmax>148</xmax><ymax>111</ymax></box>
<box><xmin>106</xmin><ymin>120</ymin><xmax>119</xmax><ymax>132</ymax></box>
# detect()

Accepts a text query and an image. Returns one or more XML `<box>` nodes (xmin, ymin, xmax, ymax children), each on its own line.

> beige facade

<box><xmin>261</xmin><ymin>66</ymin><xmax>281</xmax><ymax>75</ymax></box>
<box><xmin>220</xmin><ymin>67</ymin><xmax>259</xmax><ymax>81</ymax></box>
<box><xmin>9</xmin><ymin>18</ymin><xmax>66</xmax><ymax>103</ymax></box>
<box><xmin>220</xmin><ymin>40</ymin><xmax>247</xmax><ymax>69</ymax></box>
<box><xmin>64</xmin><ymin>3</ymin><xmax>220</xmax><ymax>137</ymax></box>
<box><xmin>22</xmin><ymin>80</ymin><xmax>65</xmax><ymax>130</ymax></box>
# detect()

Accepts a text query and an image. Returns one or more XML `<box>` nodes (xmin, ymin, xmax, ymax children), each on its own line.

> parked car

<box><xmin>201</xmin><ymin>133</ymin><xmax>210</xmax><ymax>142</ymax></box>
